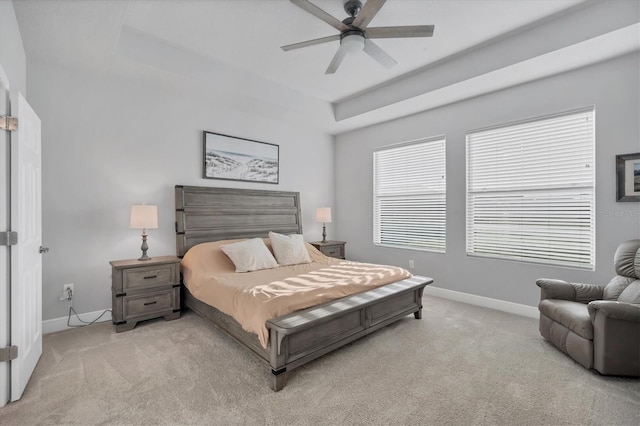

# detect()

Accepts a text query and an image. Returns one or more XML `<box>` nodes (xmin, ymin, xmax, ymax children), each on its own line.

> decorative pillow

<box><xmin>220</xmin><ymin>238</ymin><xmax>278</xmax><ymax>273</ymax></box>
<box><xmin>269</xmin><ymin>231</ymin><xmax>311</xmax><ymax>266</ymax></box>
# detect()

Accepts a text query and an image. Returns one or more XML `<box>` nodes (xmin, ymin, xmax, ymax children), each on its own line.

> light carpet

<box><xmin>1</xmin><ymin>296</ymin><xmax>639</xmax><ymax>425</ymax></box>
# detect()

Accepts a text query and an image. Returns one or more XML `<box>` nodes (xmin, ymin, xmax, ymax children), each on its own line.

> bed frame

<box><xmin>175</xmin><ymin>185</ymin><xmax>432</xmax><ymax>391</ymax></box>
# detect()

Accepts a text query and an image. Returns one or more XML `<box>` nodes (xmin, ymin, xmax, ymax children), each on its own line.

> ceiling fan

<box><xmin>281</xmin><ymin>0</ymin><xmax>435</xmax><ymax>74</ymax></box>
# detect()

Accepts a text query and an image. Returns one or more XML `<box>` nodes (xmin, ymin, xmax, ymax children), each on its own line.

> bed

<box><xmin>175</xmin><ymin>185</ymin><xmax>433</xmax><ymax>391</ymax></box>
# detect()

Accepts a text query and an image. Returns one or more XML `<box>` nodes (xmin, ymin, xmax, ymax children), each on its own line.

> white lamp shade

<box><xmin>316</xmin><ymin>207</ymin><xmax>332</xmax><ymax>223</ymax></box>
<box><xmin>130</xmin><ymin>205</ymin><xmax>158</xmax><ymax>229</ymax></box>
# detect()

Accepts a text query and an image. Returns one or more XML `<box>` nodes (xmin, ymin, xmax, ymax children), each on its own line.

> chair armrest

<box><xmin>588</xmin><ymin>301</ymin><xmax>640</xmax><ymax>323</ymax></box>
<box><xmin>536</xmin><ymin>279</ymin><xmax>604</xmax><ymax>302</ymax></box>
<box><xmin>588</xmin><ymin>300</ymin><xmax>640</xmax><ymax>376</ymax></box>
<box><xmin>536</xmin><ymin>279</ymin><xmax>575</xmax><ymax>300</ymax></box>
<box><xmin>536</xmin><ymin>278</ymin><xmax>576</xmax><ymax>300</ymax></box>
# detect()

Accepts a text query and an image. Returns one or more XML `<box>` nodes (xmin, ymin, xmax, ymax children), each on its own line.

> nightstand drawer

<box><xmin>123</xmin><ymin>263</ymin><xmax>178</xmax><ymax>292</ymax></box>
<box><xmin>122</xmin><ymin>287</ymin><xmax>179</xmax><ymax>320</ymax></box>
<box><xmin>310</xmin><ymin>241</ymin><xmax>347</xmax><ymax>260</ymax></box>
<box><xmin>322</xmin><ymin>246</ymin><xmax>344</xmax><ymax>258</ymax></box>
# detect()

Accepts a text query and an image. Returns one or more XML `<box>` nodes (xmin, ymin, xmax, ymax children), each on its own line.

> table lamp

<box><xmin>130</xmin><ymin>204</ymin><xmax>158</xmax><ymax>261</ymax></box>
<box><xmin>316</xmin><ymin>207</ymin><xmax>332</xmax><ymax>243</ymax></box>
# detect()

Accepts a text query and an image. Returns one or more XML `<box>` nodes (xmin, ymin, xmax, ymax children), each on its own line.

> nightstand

<box><xmin>309</xmin><ymin>240</ymin><xmax>346</xmax><ymax>259</ymax></box>
<box><xmin>110</xmin><ymin>256</ymin><xmax>181</xmax><ymax>332</ymax></box>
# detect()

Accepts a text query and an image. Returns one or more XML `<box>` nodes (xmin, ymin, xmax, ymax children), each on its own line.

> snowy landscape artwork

<box><xmin>203</xmin><ymin>132</ymin><xmax>279</xmax><ymax>184</ymax></box>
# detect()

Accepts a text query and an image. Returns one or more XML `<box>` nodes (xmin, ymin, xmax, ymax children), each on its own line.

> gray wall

<box><xmin>0</xmin><ymin>0</ymin><xmax>26</xmax><ymax>96</ymax></box>
<box><xmin>26</xmin><ymin>59</ymin><xmax>335</xmax><ymax>321</ymax></box>
<box><xmin>335</xmin><ymin>53</ymin><xmax>640</xmax><ymax>308</ymax></box>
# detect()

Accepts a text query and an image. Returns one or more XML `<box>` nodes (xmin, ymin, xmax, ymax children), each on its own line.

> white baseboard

<box><xmin>41</xmin><ymin>289</ymin><xmax>537</xmax><ymax>334</ymax></box>
<box><xmin>42</xmin><ymin>309</ymin><xmax>112</xmax><ymax>335</ymax></box>
<box><xmin>423</xmin><ymin>286</ymin><xmax>538</xmax><ymax>319</ymax></box>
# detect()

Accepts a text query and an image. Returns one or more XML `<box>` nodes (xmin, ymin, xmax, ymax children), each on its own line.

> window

<box><xmin>466</xmin><ymin>108</ymin><xmax>595</xmax><ymax>269</ymax></box>
<box><xmin>373</xmin><ymin>137</ymin><xmax>446</xmax><ymax>252</ymax></box>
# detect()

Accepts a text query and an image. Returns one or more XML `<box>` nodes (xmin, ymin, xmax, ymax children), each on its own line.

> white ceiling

<box><xmin>121</xmin><ymin>0</ymin><xmax>587</xmax><ymax>102</ymax></box>
<box><xmin>12</xmin><ymin>0</ymin><xmax>639</xmax><ymax>134</ymax></box>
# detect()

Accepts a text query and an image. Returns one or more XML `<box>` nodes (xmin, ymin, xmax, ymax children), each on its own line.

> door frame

<box><xmin>0</xmin><ymin>65</ymin><xmax>11</xmax><ymax>407</ymax></box>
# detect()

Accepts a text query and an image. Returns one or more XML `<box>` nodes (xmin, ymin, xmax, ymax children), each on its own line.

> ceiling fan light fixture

<box><xmin>341</xmin><ymin>33</ymin><xmax>365</xmax><ymax>54</ymax></box>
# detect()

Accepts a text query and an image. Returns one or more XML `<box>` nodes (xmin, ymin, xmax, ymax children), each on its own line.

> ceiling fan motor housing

<box><xmin>340</xmin><ymin>28</ymin><xmax>366</xmax><ymax>41</ymax></box>
<box><xmin>344</xmin><ymin>0</ymin><xmax>363</xmax><ymax>18</ymax></box>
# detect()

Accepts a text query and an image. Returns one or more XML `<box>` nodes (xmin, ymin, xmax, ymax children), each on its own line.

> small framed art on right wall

<box><xmin>616</xmin><ymin>153</ymin><xmax>640</xmax><ymax>201</ymax></box>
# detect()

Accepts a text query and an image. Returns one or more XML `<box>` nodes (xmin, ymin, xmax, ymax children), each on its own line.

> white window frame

<box><xmin>373</xmin><ymin>136</ymin><xmax>446</xmax><ymax>253</ymax></box>
<box><xmin>466</xmin><ymin>107</ymin><xmax>596</xmax><ymax>270</ymax></box>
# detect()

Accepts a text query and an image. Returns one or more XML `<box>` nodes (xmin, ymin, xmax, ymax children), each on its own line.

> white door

<box><xmin>9</xmin><ymin>91</ymin><xmax>42</xmax><ymax>402</ymax></box>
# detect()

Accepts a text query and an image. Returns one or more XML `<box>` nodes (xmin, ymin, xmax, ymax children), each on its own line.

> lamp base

<box><xmin>139</xmin><ymin>232</ymin><xmax>151</xmax><ymax>261</ymax></box>
<box><xmin>321</xmin><ymin>223</ymin><xmax>327</xmax><ymax>243</ymax></box>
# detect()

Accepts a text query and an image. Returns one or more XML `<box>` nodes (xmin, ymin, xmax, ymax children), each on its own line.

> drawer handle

<box><xmin>143</xmin><ymin>275</ymin><xmax>158</xmax><ymax>280</ymax></box>
<box><xmin>144</xmin><ymin>301</ymin><xmax>158</xmax><ymax>306</ymax></box>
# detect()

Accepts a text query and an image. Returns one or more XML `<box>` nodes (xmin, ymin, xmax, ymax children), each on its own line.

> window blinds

<box><xmin>374</xmin><ymin>137</ymin><xmax>446</xmax><ymax>252</ymax></box>
<box><xmin>466</xmin><ymin>108</ymin><xmax>595</xmax><ymax>269</ymax></box>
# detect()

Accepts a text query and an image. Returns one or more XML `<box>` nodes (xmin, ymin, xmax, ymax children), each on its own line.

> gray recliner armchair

<box><xmin>536</xmin><ymin>239</ymin><xmax>640</xmax><ymax>376</ymax></box>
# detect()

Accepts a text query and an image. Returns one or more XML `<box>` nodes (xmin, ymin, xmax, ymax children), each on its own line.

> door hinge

<box><xmin>0</xmin><ymin>231</ymin><xmax>18</xmax><ymax>246</ymax></box>
<box><xmin>0</xmin><ymin>346</ymin><xmax>18</xmax><ymax>362</ymax></box>
<box><xmin>0</xmin><ymin>115</ymin><xmax>17</xmax><ymax>131</ymax></box>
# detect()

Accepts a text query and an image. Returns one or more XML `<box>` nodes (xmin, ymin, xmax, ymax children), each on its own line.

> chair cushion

<box><xmin>539</xmin><ymin>299</ymin><xmax>594</xmax><ymax>340</ymax></box>
<box><xmin>618</xmin><ymin>280</ymin><xmax>640</xmax><ymax>304</ymax></box>
<box><xmin>603</xmin><ymin>275</ymin><xmax>636</xmax><ymax>300</ymax></box>
<box><xmin>613</xmin><ymin>239</ymin><xmax>640</xmax><ymax>279</ymax></box>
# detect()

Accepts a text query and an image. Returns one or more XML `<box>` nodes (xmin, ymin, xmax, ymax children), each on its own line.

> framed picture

<box><xmin>616</xmin><ymin>153</ymin><xmax>640</xmax><ymax>202</ymax></box>
<box><xmin>203</xmin><ymin>131</ymin><xmax>279</xmax><ymax>184</ymax></box>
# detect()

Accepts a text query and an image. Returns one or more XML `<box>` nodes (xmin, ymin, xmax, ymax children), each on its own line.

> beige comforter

<box><xmin>181</xmin><ymin>239</ymin><xmax>412</xmax><ymax>348</ymax></box>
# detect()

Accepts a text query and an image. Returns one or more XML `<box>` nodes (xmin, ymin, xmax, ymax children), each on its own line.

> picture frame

<box><xmin>203</xmin><ymin>131</ymin><xmax>279</xmax><ymax>184</ymax></box>
<box><xmin>616</xmin><ymin>152</ymin><xmax>640</xmax><ymax>202</ymax></box>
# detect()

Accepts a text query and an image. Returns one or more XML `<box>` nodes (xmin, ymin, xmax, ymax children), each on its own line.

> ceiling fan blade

<box><xmin>363</xmin><ymin>39</ymin><xmax>397</xmax><ymax>69</ymax></box>
<box><xmin>325</xmin><ymin>45</ymin><xmax>348</xmax><ymax>74</ymax></box>
<box><xmin>290</xmin><ymin>0</ymin><xmax>349</xmax><ymax>31</ymax></box>
<box><xmin>352</xmin><ymin>0</ymin><xmax>387</xmax><ymax>29</ymax></box>
<box><xmin>366</xmin><ymin>25</ymin><xmax>435</xmax><ymax>39</ymax></box>
<box><xmin>281</xmin><ymin>34</ymin><xmax>341</xmax><ymax>51</ymax></box>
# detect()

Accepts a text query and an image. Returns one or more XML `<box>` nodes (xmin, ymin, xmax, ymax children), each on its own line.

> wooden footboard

<box><xmin>184</xmin><ymin>275</ymin><xmax>432</xmax><ymax>391</ymax></box>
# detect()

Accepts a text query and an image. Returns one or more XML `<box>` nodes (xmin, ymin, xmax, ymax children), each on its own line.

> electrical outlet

<box><xmin>60</xmin><ymin>283</ymin><xmax>74</xmax><ymax>301</ymax></box>
<box><xmin>409</xmin><ymin>260</ymin><xmax>415</xmax><ymax>269</ymax></box>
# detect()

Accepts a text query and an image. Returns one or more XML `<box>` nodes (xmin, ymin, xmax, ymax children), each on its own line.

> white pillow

<box><xmin>220</xmin><ymin>238</ymin><xmax>278</xmax><ymax>273</ymax></box>
<box><xmin>269</xmin><ymin>231</ymin><xmax>311</xmax><ymax>266</ymax></box>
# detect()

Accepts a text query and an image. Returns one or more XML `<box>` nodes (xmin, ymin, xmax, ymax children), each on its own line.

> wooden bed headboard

<box><xmin>175</xmin><ymin>185</ymin><xmax>303</xmax><ymax>257</ymax></box>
